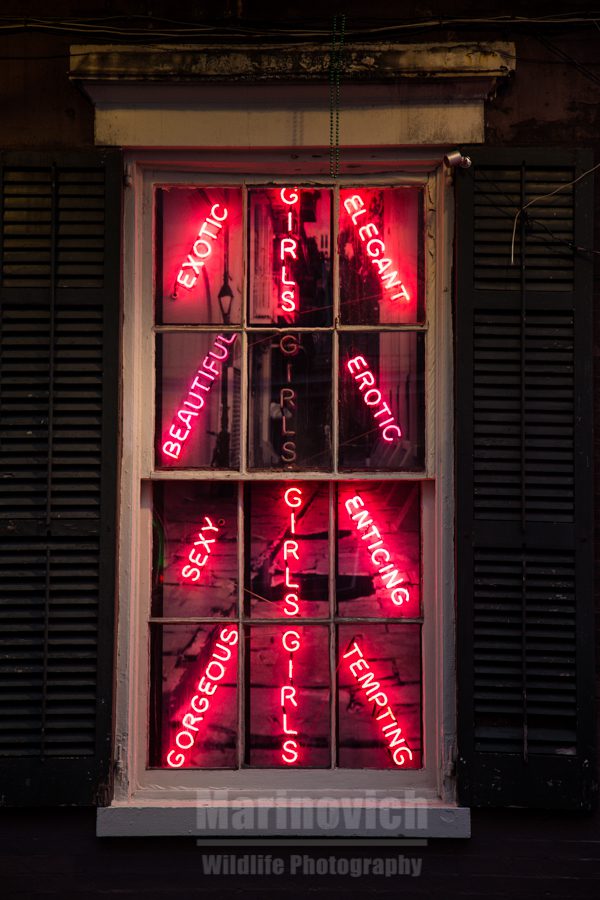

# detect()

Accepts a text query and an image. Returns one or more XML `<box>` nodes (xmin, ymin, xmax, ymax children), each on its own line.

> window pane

<box><xmin>337</xmin><ymin>482</ymin><xmax>421</xmax><ymax>618</ymax></box>
<box><xmin>156</xmin><ymin>331</ymin><xmax>241</xmax><ymax>469</ymax></box>
<box><xmin>156</xmin><ymin>187</ymin><xmax>243</xmax><ymax>325</ymax></box>
<box><xmin>248</xmin><ymin>187</ymin><xmax>332</xmax><ymax>326</ymax></box>
<box><xmin>246</xmin><ymin>624</ymin><xmax>330</xmax><ymax>767</ymax></box>
<box><xmin>339</xmin><ymin>331</ymin><xmax>425</xmax><ymax>471</ymax></box>
<box><xmin>339</xmin><ymin>187</ymin><xmax>424</xmax><ymax>325</ymax></box>
<box><xmin>248</xmin><ymin>331</ymin><xmax>332</xmax><ymax>470</ymax></box>
<box><xmin>152</xmin><ymin>482</ymin><xmax>238</xmax><ymax>618</ymax></box>
<box><xmin>337</xmin><ymin>624</ymin><xmax>421</xmax><ymax>769</ymax></box>
<box><xmin>150</xmin><ymin>623</ymin><xmax>238</xmax><ymax>769</ymax></box>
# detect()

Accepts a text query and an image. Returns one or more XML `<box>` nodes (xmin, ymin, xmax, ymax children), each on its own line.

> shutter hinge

<box><xmin>124</xmin><ymin>164</ymin><xmax>133</xmax><ymax>188</ymax></box>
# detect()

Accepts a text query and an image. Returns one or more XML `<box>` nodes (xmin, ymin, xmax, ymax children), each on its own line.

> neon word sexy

<box><xmin>181</xmin><ymin>516</ymin><xmax>220</xmax><ymax>582</ymax></box>
<box><xmin>346</xmin><ymin>355</ymin><xmax>402</xmax><ymax>443</ymax></box>
<box><xmin>176</xmin><ymin>203</ymin><xmax>228</xmax><ymax>291</ymax></box>
<box><xmin>343</xmin><ymin>193</ymin><xmax>410</xmax><ymax>304</ymax></box>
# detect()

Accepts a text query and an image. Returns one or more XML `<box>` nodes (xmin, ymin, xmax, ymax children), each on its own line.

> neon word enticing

<box><xmin>343</xmin><ymin>193</ymin><xmax>410</xmax><ymax>303</ymax></box>
<box><xmin>162</xmin><ymin>332</ymin><xmax>237</xmax><ymax>461</ymax></box>
<box><xmin>347</xmin><ymin>355</ymin><xmax>402</xmax><ymax>443</ymax></box>
<box><xmin>279</xmin><ymin>332</ymin><xmax>299</xmax><ymax>463</ymax></box>
<box><xmin>278</xmin><ymin>188</ymin><xmax>299</xmax><ymax>317</ymax></box>
<box><xmin>344</xmin><ymin>493</ymin><xmax>410</xmax><ymax>607</ymax></box>
<box><xmin>182</xmin><ymin>516</ymin><xmax>220</xmax><ymax>582</ymax></box>
<box><xmin>176</xmin><ymin>203</ymin><xmax>228</xmax><ymax>291</ymax></box>
<box><xmin>166</xmin><ymin>625</ymin><xmax>238</xmax><ymax>768</ymax></box>
<box><xmin>343</xmin><ymin>640</ymin><xmax>413</xmax><ymax>767</ymax></box>
<box><xmin>280</xmin><ymin>486</ymin><xmax>303</xmax><ymax>765</ymax></box>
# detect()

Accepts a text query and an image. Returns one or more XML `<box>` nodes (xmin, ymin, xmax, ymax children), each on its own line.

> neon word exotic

<box><xmin>176</xmin><ymin>203</ymin><xmax>228</xmax><ymax>291</ymax></box>
<box><xmin>280</xmin><ymin>486</ymin><xmax>303</xmax><ymax>764</ymax></box>
<box><xmin>347</xmin><ymin>355</ymin><xmax>402</xmax><ymax>443</ymax></box>
<box><xmin>162</xmin><ymin>332</ymin><xmax>237</xmax><ymax>461</ymax></box>
<box><xmin>166</xmin><ymin>626</ymin><xmax>238</xmax><ymax>768</ymax></box>
<box><xmin>344</xmin><ymin>493</ymin><xmax>410</xmax><ymax>607</ymax></box>
<box><xmin>343</xmin><ymin>194</ymin><xmax>410</xmax><ymax>303</ymax></box>
<box><xmin>279</xmin><ymin>188</ymin><xmax>300</xmax><ymax>316</ymax></box>
<box><xmin>343</xmin><ymin>640</ymin><xmax>413</xmax><ymax>767</ymax></box>
<box><xmin>182</xmin><ymin>516</ymin><xmax>220</xmax><ymax>582</ymax></box>
<box><xmin>279</xmin><ymin>332</ymin><xmax>299</xmax><ymax>464</ymax></box>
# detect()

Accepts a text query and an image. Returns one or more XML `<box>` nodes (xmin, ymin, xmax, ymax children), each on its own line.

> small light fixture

<box><xmin>443</xmin><ymin>150</ymin><xmax>472</xmax><ymax>169</ymax></box>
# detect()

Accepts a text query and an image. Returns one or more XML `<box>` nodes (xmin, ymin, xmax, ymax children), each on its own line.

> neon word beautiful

<box><xmin>343</xmin><ymin>640</ymin><xmax>413</xmax><ymax>767</ymax></box>
<box><xmin>176</xmin><ymin>203</ymin><xmax>228</xmax><ymax>291</ymax></box>
<box><xmin>280</xmin><ymin>486</ymin><xmax>303</xmax><ymax>764</ymax></box>
<box><xmin>343</xmin><ymin>194</ymin><xmax>410</xmax><ymax>303</ymax></box>
<box><xmin>166</xmin><ymin>625</ymin><xmax>238</xmax><ymax>768</ymax></box>
<box><xmin>181</xmin><ymin>516</ymin><xmax>220</xmax><ymax>582</ymax></box>
<box><xmin>162</xmin><ymin>332</ymin><xmax>237</xmax><ymax>461</ymax></box>
<box><xmin>347</xmin><ymin>355</ymin><xmax>402</xmax><ymax>443</ymax></box>
<box><xmin>279</xmin><ymin>188</ymin><xmax>299</xmax><ymax>316</ymax></box>
<box><xmin>344</xmin><ymin>493</ymin><xmax>409</xmax><ymax>607</ymax></box>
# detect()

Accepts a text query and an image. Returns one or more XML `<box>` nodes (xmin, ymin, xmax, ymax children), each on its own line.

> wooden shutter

<box><xmin>456</xmin><ymin>148</ymin><xmax>595</xmax><ymax>809</ymax></box>
<box><xmin>0</xmin><ymin>151</ymin><xmax>120</xmax><ymax>805</ymax></box>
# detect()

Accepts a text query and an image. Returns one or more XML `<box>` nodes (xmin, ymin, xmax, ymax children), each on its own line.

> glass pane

<box><xmin>152</xmin><ymin>482</ymin><xmax>238</xmax><ymax>618</ymax></box>
<box><xmin>248</xmin><ymin>187</ymin><xmax>332</xmax><ymax>326</ymax></box>
<box><xmin>337</xmin><ymin>482</ymin><xmax>421</xmax><ymax>618</ymax></box>
<box><xmin>337</xmin><ymin>624</ymin><xmax>421</xmax><ymax>769</ymax></box>
<box><xmin>150</xmin><ymin>623</ymin><xmax>238</xmax><ymax>769</ymax></box>
<box><xmin>157</xmin><ymin>331</ymin><xmax>241</xmax><ymax>469</ymax></box>
<box><xmin>248</xmin><ymin>331</ymin><xmax>332</xmax><ymax>470</ymax></box>
<box><xmin>245</xmin><ymin>624</ymin><xmax>330</xmax><ymax>767</ymax></box>
<box><xmin>339</xmin><ymin>331</ymin><xmax>425</xmax><ymax>471</ymax></box>
<box><xmin>156</xmin><ymin>187</ymin><xmax>243</xmax><ymax>325</ymax></box>
<box><xmin>245</xmin><ymin>482</ymin><xmax>330</xmax><ymax>619</ymax></box>
<box><xmin>339</xmin><ymin>187</ymin><xmax>424</xmax><ymax>325</ymax></box>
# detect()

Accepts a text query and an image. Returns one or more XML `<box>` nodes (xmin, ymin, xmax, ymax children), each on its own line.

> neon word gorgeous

<box><xmin>162</xmin><ymin>332</ymin><xmax>237</xmax><ymax>461</ymax></box>
<box><xmin>347</xmin><ymin>355</ymin><xmax>402</xmax><ymax>443</ymax></box>
<box><xmin>344</xmin><ymin>493</ymin><xmax>409</xmax><ymax>607</ymax></box>
<box><xmin>182</xmin><ymin>516</ymin><xmax>220</xmax><ymax>582</ymax></box>
<box><xmin>176</xmin><ymin>203</ymin><xmax>228</xmax><ymax>291</ymax></box>
<box><xmin>166</xmin><ymin>625</ymin><xmax>238</xmax><ymax>768</ymax></box>
<box><xmin>279</xmin><ymin>188</ymin><xmax>299</xmax><ymax>316</ymax></box>
<box><xmin>343</xmin><ymin>640</ymin><xmax>413</xmax><ymax>767</ymax></box>
<box><xmin>280</xmin><ymin>486</ymin><xmax>303</xmax><ymax>765</ymax></box>
<box><xmin>343</xmin><ymin>194</ymin><xmax>410</xmax><ymax>303</ymax></box>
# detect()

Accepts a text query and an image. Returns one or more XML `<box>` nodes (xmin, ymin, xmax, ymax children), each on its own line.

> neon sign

<box><xmin>176</xmin><ymin>203</ymin><xmax>228</xmax><ymax>291</ymax></box>
<box><xmin>343</xmin><ymin>640</ymin><xmax>413</xmax><ymax>766</ymax></box>
<box><xmin>344</xmin><ymin>493</ymin><xmax>410</xmax><ymax>607</ymax></box>
<box><xmin>279</xmin><ymin>333</ymin><xmax>299</xmax><ymax>464</ymax></box>
<box><xmin>280</xmin><ymin>486</ymin><xmax>303</xmax><ymax>764</ymax></box>
<box><xmin>181</xmin><ymin>516</ymin><xmax>220</xmax><ymax>582</ymax></box>
<box><xmin>343</xmin><ymin>194</ymin><xmax>410</xmax><ymax>304</ymax></box>
<box><xmin>166</xmin><ymin>625</ymin><xmax>238</xmax><ymax>768</ymax></box>
<box><xmin>278</xmin><ymin>188</ymin><xmax>299</xmax><ymax>317</ymax></box>
<box><xmin>346</xmin><ymin>355</ymin><xmax>402</xmax><ymax>443</ymax></box>
<box><xmin>162</xmin><ymin>332</ymin><xmax>237</xmax><ymax>461</ymax></box>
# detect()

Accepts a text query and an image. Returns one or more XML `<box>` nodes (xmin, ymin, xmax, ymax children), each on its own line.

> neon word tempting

<box><xmin>343</xmin><ymin>194</ymin><xmax>410</xmax><ymax>303</ymax></box>
<box><xmin>279</xmin><ymin>333</ymin><xmax>299</xmax><ymax>463</ymax></box>
<box><xmin>347</xmin><ymin>355</ymin><xmax>402</xmax><ymax>443</ymax></box>
<box><xmin>279</xmin><ymin>188</ymin><xmax>299</xmax><ymax>316</ymax></box>
<box><xmin>343</xmin><ymin>640</ymin><xmax>413</xmax><ymax>767</ymax></box>
<box><xmin>182</xmin><ymin>516</ymin><xmax>220</xmax><ymax>582</ymax></box>
<box><xmin>162</xmin><ymin>332</ymin><xmax>237</xmax><ymax>461</ymax></box>
<box><xmin>280</xmin><ymin>486</ymin><xmax>303</xmax><ymax>765</ymax></box>
<box><xmin>344</xmin><ymin>493</ymin><xmax>409</xmax><ymax>607</ymax></box>
<box><xmin>176</xmin><ymin>203</ymin><xmax>228</xmax><ymax>291</ymax></box>
<box><xmin>166</xmin><ymin>626</ymin><xmax>238</xmax><ymax>768</ymax></box>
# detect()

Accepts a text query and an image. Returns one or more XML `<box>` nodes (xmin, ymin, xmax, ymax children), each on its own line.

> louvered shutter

<box><xmin>456</xmin><ymin>148</ymin><xmax>595</xmax><ymax>809</ymax></box>
<box><xmin>0</xmin><ymin>151</ymin><xmax>120</xmax><ymax>805</ymax></box>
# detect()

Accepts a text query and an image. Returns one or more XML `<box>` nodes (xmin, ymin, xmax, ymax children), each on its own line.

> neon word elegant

<box><xmin>278</xmin><ymin>187</ymin><xmax>299</xmax><ymax>317</ymax></box>
<box><xmin>162</xmin><ymin>332</ymin><xmax>237</xmax><ymax>461</ymax></box>
<box><xmin>343</xmin><ymin>640</ymin><xmax>413</xmax><ymax>767</ymax></box>
<box><xmin>166</xmin><ymin>626</ymin><xmax>238</xmax><ymax>768</ymax></box>
<box><xmin>347</xmin><ymin>355</ymin><xmax>402</xmax><ymax>443</ymax></box>
<box><xmin>343</xmin><ymin>194</ymin><xmax>410</xmax><ymax>303</ymax></box>
<box><xmin>176</xmin><ymin>202</ymin><xmax>228</xmax><ymax>291</ymax></box>
<box><xmin>344</xmin><ymin>493</ymin><xmax>410</xmax><ymax>607</ymax></box>
<box><xmin>182</xmin><ymin>516</ymin><xmax>220</xmax><ymax>582</ymax></box>
<box><xmin>280</xmin><ymin>486</ymin><xmax>303</xmax><ymax>765</ymax></box>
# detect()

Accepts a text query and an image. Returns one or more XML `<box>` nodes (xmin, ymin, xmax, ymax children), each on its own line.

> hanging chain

<box><xmin>329</xmin><ymin>14</ymin><xmax>346</xmax><ymax>178</ymax></box>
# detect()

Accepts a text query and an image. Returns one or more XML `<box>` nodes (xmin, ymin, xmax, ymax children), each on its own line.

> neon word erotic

<box><xmin>279</xmin><ymin>333</ymin><xmax>299</xmax><ymax>464</ymax></box>
<box><xmin>278</xmin><ymin>188</ymin><xmax>300</xmax><ymax>317</ymax></box>
<box><xmin>162</xmin><ymin>332</ymin><xmax>237</xmax><ymax>461</ymax></box>
<box><xmin>343</xmin><ymin>194</ymin><xmax>410</xmax><ymax>303</ymax></box>
<box><xmin>347</xmin><ymin>355</ymin><xmax>402</xmax><ymax>443</ymax></box>
<box><xmin>166</xmin><ymin>625</ymin><xmax>238</xmax><ymax>768</ymax></box>
<box><xmin>176</xmin><ymin>203</ymin><xmax>228</xmax><ymax>291</ymax></box>
<box><xmin>280</xmin><ymin>486</ymin><xmax>303</xmax><ymax>764</ymax></box>
<box><xmin>182</xmin><ymin>516</ymin><xmax>220</xmax><ymax>582</ymax></box>
<box><xmin>344</xmin><ymin>493</ymin><xmax>410</xmax><ymax>607</ymax></box>
<box><xmin>343</xmin><ymin>640</ymin><xmax>413</xmax><ymax>767</ymax></box>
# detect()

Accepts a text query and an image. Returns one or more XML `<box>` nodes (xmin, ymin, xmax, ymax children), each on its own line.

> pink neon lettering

<box><xmin>181</xmin><ymin>516</ymin><xmax>220</xmax><ymax>583</ymax></box>
<box><xmin>346</xmin><ymin>355</ymin><xmax>402</xmax><ymax>444</ymax></box>
<box><xmin>280</xmin><ymin>485</ymin><xmax>304</xmax><ymax>764</ymax></box>
<box><xmin>278</xmin><ymin>188</ymin><xmax>300</xmax><ymax>318</ymax></box>
<box><xmin>175</xmin><ymin>203</ymin><xmax>229</xmax><ymax>292</ymax></box>
<box><xmin>344</xmin><ymin>192</ymin><xmax>410</xmax><ymax>303</ymax></box>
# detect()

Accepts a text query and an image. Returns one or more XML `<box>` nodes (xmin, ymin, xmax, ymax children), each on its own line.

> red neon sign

<box><xmin>343</xmin><ymin>639</ymin><xmax>413</xmax><ymax>767</ymax></box>
<box><xmin>280</xmin><ymin>486</ymin><xmax>303</xmax><ymax>764</ymax></box>
<box><xmin>346</xmin><ymin>355</ymin><xmax>402</xmax><ymax>443</ymax></box>
<box><xmin>181</xmin><ymin>516</ymin><xmax>220</xmax><ymax>582</ymax></box>
<box><xmin>278</xmin><ymin>188</ymin><xmax>299</xmax><ymax>317</ymax></box>
<box><xmin>343</xmin><ymin>194</ymin><xmax>410</xmax><ymax>304</ymax></box>
<box><xmin>176</xmin><ymin>203</ymin><xmax>228</xmax><ymax>291</ymax></box>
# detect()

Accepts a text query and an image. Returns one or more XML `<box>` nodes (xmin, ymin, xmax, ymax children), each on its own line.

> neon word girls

<box><xmin>346</xmin><ymin>355</ymin><xmax>402</xmax><ymax>443</ymax></box>
<box><xmin>343</xmin><ymin>193</ymin><xmax>410</xmax><ymax>303</ymax></box>
<box><xmin>280</xmin><ymin>486</ymin><xmax>303</xmax><ymax>764</ymax></box>
<box><xmin>279</xmin><ymin>187</ymin><xmax>299</xmax><ymax>316</ymax></box>
<box><xmin>176</xmin><ymin>203</ymin><xmax>228</xmax><ymax>291</ymax></box>
<box><xmin>181</xmin><ymin>516</ymin><xmax>220</xmax><ymax>582</ymax></box>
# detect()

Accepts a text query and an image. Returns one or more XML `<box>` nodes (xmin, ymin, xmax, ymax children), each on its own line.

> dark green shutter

<box><xmin>0</xmin><ymin>151</ymin><xmax>120</xmax><ymax>805</ymax></box>
<box><xmin>456</xmin><ymin>148</ymin><xmax>595</xmax><ymax>809</ymax></box>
